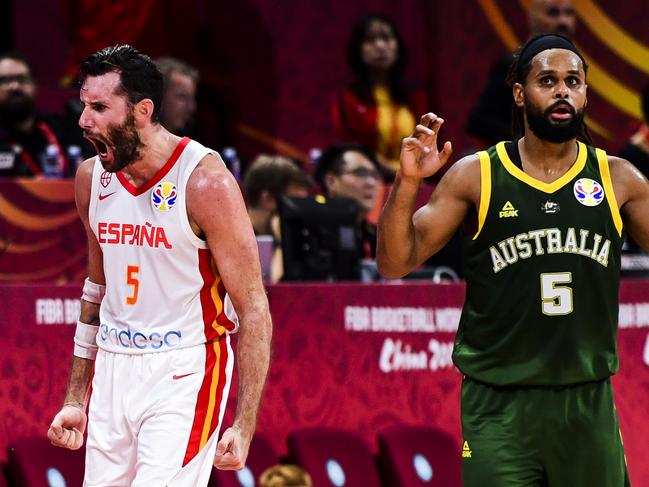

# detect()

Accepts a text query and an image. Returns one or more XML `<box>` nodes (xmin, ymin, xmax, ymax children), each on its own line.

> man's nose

<box><xmin>78</xmin><ymin>107</ymin><xmax>92</xmax><ymax>129</ymax></box>
<box><xmin>555</xmin><ymin>81</ymin><xmax>570</xmax><ymax>98</ymax></box>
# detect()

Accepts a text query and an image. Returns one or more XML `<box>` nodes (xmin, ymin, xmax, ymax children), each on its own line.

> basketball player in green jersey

<box><xmin>377</xmin><ymin>34</ymin><xmax>646</xmax><ymax>486</ymax></box>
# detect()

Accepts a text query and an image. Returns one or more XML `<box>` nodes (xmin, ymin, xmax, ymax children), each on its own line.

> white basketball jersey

<box><xmin>89</xmin><ymin>137</ymin><xmax>239</xmax><ymax>354</ymax></box>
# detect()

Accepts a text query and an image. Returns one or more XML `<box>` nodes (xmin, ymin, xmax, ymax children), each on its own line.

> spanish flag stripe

<box><xmin>198</xmin><ymin>249</ymin><xmax>220</xmax><ymax>342</ymax></box>
<box><xmin>207</xmin><ymin>337</ymin><xmax>230</xmax><ymax>439</ymax></box>
<box><xmin>199</xmin><ymin>340</ymin><xmax>222</xmax><ymax>446</ymax></box>
<box><xmin>182</xmin><ymin>342</ymin><xmax>216</xmax><ymax>466</ymax></box>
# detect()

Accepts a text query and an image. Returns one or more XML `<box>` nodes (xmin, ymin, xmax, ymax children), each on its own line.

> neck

<box><xmin>518</xmin><ymin>132</ymin><xmax>579</xmax><ymax>180</ymax></box>
<box><xmin>368</xmin><ymin>69</ymin><xmax>389</xmax><ymax>86</ymax></box>
<box><xmin>247</xmin><ymin>207</ymin><xmax>272</xmax><ymax>235</ymax></box>
<box><xmin>119</xmin><ymin>125</ymin><xmax>182</xmax><ymax>186</ymax></box>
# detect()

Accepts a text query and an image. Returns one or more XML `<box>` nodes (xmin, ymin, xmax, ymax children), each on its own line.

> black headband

<box><xmin>517</xmin><ymin>34</ymin><xmax>585</xmax><ymax>78</ymax></box>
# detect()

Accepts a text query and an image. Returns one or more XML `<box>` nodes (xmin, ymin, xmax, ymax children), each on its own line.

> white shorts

<box><xmin>84</xmin><ymin>336</ymin><xmax>233</xmax><ymax>487</ymax></box>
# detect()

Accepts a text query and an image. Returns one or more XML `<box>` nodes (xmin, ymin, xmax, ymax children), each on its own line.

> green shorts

<box><xmin>461</xmin><ymin>377</ymin><xmax>630</xmax><ymax>487</ymax></box>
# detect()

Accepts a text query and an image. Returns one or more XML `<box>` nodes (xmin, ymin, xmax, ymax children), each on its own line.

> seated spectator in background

<box><xmin>467</xmin><ymin>0</ymin><xmax>576</xmax><ymax>145</ymax></box>
<box><xmin>259</xmin><ymin>464</ymin><xmax>313</xmax><ymax>487</ymax></box>
<box><xmin>314</xmin><ymin>142</ymin><xmax>381</xmax><ymax>260</ymax></box>
<box><xmin>331</xmin><ymin>14</ymin><xmax>427</xmax><ymax>177</ymax></box>
<box><xmin>619</xmin><ymin>83</ymin><xmax>649</xmax><ymax>179</ymax></box>
<box><xmin>243</xmin><ymin>154</ymin><xmax>313</xmax><ymax>282</ymax></box>
<box><xmin>155</xmin><ymin>57</ymin><xmax>198</xmax><ymax>137</ymax></box>
<box><xmin>244</xmin><ymin>154</ymin><xmax>313</xmax><ymax>235</ymax></box>
<box><xmin>0</xmin><ymin>51</ymin><xmax>69</xmax><ymax>177</ymax></box>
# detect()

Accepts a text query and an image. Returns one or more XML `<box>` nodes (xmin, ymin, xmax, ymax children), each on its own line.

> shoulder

<box><xmin>441</xmin><ymin>153</ymin><xmax>481</xmax><ymax>187</ymax></box>
<box><xmin>186</xmin><ymin>152</ymin><xmax>244</xmax><ymax>216</ymax></box>
<box><xmin>607</xmin><ymin>154</ymin><xmax>646</xmax><ymax>184</ymax></box>
<box><xmin>75</xmin><ymin>158</ymin><xmax>96</xmax><ymax>197</ymax></box>
<box><xmin>432</xmin><ymin>153</ymin><xmax>482</xmax><ymax>206</ymax></box>
<box><xmin>187</xmin><ymin>152</ymin><xmax>236</xmax><ymax>193</ymax></box>
<box><xmin>74</xmin><ymin>157</ymin><xmax>97</xmax><ymax>222</ymax></box>
<box><xmin>607</xmin><ymin>154</ymin><xmax>649</xmax><ymax>207</ymax></box>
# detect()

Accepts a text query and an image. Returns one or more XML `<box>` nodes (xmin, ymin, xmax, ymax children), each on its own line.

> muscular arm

<box><xmin>609</xmin><ymin>156</ymin><xmax>649</xmax><ymax>250</ymax></box>
<box><xmin>377</xmin><ymin>155</ymin><xmax>479</xmax><ymax>278</ymax></box>
<box><xmin>187</xmin><ymin>154</ymin><xmax>271</xmax><ymax>465</ymax></box>
<box><xmin>63</xmin><ymin>158</ymin><xmax>105</xmax><ymax>405</ymax></box>
<box><xmin>49</xmin><ymin>158</ymin><xmax>105</xmax><ymax>449</ymax></box>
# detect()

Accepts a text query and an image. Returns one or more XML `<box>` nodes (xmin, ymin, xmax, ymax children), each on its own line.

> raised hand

<box><xmin>213</xmin><ymin>426</ymin><xmax>250</xmax><ymax>471</ymax></box>
<box><xmin>400</xmin><ymin>113</ymin><xmax>453</xmax><ymax>180</ymax></box>
<box><xmin>47</xmin><ymin>404</ymin><xmax>87</xmax><ymax>450</ymax></box>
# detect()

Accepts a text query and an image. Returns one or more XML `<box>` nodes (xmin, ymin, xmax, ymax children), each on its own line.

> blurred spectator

<box><xmin>0</xmin><ymin>51</ymin><xmax>69</xmax><ymax>177</ymax></box>
<box><xmin>243</xmin><ymin>154</ymin><xmax>313</xmax><ymax>283</ymax></box>
<box><xmin>314</xmin><ymin>142</ymin><xmax>382</xmax><ymax>260</ymax></box>
<box><xmin>244</xmin><ymin>154</ymin><xmax>313</xmax><ymax>235</ymax></box>
<box><xmin>155</xmin><ymin>57</ymin><xmax>198</xmax><ymax>136</ymax></box>
<box><xmin>619</xmin><ymin>83</ymin><xmax>649</xmax><ymax>179</ymax></box>
<box><xmin>331</xmin><ymin>14</ymin><xmax>427</xmax><ymax>176</ymax></box>
<box><xmin>467</xmin><ymin>0</ymin><xmax>576</xmax><ymax>145</ymax></box>
<box><xmin>259</xmin><ymin>464</ymin><xmax>313</xmax><ymax>487</ymax></box>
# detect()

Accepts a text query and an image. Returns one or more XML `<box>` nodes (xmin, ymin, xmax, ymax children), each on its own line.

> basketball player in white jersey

<box><xmin>46</xmin><ymin>45</ymin><xmax>272</xmax><ymax>486</ymax></box>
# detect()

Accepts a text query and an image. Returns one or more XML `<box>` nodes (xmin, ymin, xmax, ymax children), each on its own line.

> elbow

<box><xmin>376</xmin><ymin>256</ymin><xmax>409</xmax><ymax>280</ymax></box>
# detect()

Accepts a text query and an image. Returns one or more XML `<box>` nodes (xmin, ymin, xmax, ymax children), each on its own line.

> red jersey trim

<box><xmin>182</xmin><ymin>338</ymin><xmax>229</xmax><ymax>466</ymax></box>
<box><xmin>116</xmin><ymin>137</ymin><xmax>190</xmax><ymax>196</ymax></box>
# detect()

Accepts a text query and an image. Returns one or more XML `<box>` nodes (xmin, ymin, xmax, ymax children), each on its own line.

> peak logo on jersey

<box><xmin>100</xmin><ymin>171</ymin><xmax>112</xmax><ymax>188</ymax></box>
<box><xmin>462</xmin><ymin>441</ymin><xmax>472</xmax><ymax>458</ymax></box>
<box><xmin>573</xmin><ymin>178</ymin><xmax>604</xmax><ymax>207</ymax></box>
<box><xmin>499</xmin><ymin>201</ymin><xmax>518</xmax><ymax>218</ymax></box>
<box><xmin>152</xmin><ymin>182</ymin><xmax>178</xmax><ymax>211</ymax></box>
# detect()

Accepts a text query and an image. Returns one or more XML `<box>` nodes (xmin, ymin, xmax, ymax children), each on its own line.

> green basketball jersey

<box><xmin>453</xmin><ymin>141</ymin><xmax>623</xmax><ymax>386</ymax></box>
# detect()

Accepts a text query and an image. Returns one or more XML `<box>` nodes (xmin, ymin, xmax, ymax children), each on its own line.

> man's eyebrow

<box><xmin>535</xmin><ymin>69</ymin><xmax>582</xmax><ymax>76</ymax></box>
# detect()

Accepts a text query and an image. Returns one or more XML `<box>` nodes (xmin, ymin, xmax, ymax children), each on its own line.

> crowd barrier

<box><xmin>1</xmin><ymin>281</ymin><xmax>648</xmax><ymax>484</ymax></box>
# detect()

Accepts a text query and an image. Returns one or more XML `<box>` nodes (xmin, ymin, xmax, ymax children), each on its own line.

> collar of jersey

<box><xmin>116</xmin><ymin>137</ymin><xmax>190</xmax><ymax>196</ymax></box>
<box><xmin>496</xmin><ymin>140</ymin><xmax>587</xmax><ymax>194</ymax></box>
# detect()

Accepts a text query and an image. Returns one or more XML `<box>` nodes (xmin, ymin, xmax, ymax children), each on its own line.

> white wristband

<box><xmin>73</xmin><ymin>321</ymin><xmax>99</xmax><ymax>360</ymax></box>
<box><xmin>82</xmin><ymin>277</ymin><xmax>105</xmax><ymax>304</ymax></box>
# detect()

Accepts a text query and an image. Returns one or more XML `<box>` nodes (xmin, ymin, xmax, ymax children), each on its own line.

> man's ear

<box><xmin>513</xmin><ymin>83</ymin><xmax>525</xmax><ymax>108</ymax></box>
<box><xmin>134</xmin><ymin>98</ymin><xmax>155</xmax><ymax>126</ymax></box>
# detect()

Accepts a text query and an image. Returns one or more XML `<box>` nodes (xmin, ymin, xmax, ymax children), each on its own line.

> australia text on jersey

<box><xmin>97</xmin><ymin>221</ymin><xmax>173</xmax><ymax>249</ymax></box>
<box><xmin>490</xmin><ymin>226</ymin><xmax>611</xmax><ymax>274</ymax></box>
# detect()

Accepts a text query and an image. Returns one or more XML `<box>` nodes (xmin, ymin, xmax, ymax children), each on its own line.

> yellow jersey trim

<box><xmin>496</xmin><ymin>141</ymin><xmax>588</xmax><ymax>194</ymax></box>
<box><xmin>473</xmin><ymin>151</ymin><xmax>492</xmax><ymax>240</ymax></box>
<box><xmin>596</xmin><ymin>148</ymin><xmax>623</xmax><ymax>237</ymax></box>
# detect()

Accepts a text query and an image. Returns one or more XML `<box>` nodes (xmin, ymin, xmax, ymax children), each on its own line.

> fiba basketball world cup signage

<box><xmin>344</xmin><ymin>305</ymin><xmax>460</xmax><ymax>373</ymax></box>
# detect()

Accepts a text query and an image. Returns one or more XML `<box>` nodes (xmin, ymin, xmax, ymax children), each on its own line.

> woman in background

<box><xmin>332</xmin><ymin>14</ymin><xmax>428</xmax><ymax>178</ymax></box>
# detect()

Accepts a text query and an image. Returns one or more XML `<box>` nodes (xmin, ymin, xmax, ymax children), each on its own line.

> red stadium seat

<box><xmin>6</xmin><ymin>437</ymin><xmax>85</xmax><ymax>487</ymax></box>
<box><xmin>288</xmin><ymin>428</ymin><xmax>381</xmax><ymax>487</ymax></box>
<box><xmin>378</xmin><ymin>425</ymin><xmax>461</xmax><ymax>487</ymax></box>
<box><xmin>208</xmin><ymin>433</ymin><xmax>278</xmax><ymax>487</ymax></box>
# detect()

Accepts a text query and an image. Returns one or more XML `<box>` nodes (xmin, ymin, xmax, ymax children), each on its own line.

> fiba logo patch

<box><xmin>573</xmin><ymin>178</ymin><xmax>604</xmax><ymax>207</ymax></box>
<box><xmin>151</xmin><ymin>182</ymin><xmax>178</xmax><ymax>211</ymax></box>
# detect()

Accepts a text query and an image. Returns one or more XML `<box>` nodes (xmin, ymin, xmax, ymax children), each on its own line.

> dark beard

<box><xmin>105</xmin><ymin>112</ymin><xmax>145</xmax><ymax>173</ymax></box>
<box><xmin>526</xmin><ymin>100</ymin><xmax>585</xmax><ymax>143</ymax></box>
<box><xmin>0</xmin><ymin>92</ymin><xmax>35</xmax><ymax>126</ymax></box>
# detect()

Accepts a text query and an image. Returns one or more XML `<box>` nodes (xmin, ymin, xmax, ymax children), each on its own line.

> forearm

<box><xmin>232</xmin><ymin>304</ymin><xmax>272</xmax><ymax>440</ymax></box>
<box><xmin>63</xmin><ymin>356</ymin><xmax>95</xmax><ymax>407</ymax></box>
<box><xmin>63</xmin><ymin>300</ymin><xmax>100</xmax><ymax>408</ymax></box>
<box><xmin>377</xmin><ymin>173</ymin><xmax>422</xmax><ymax>277</ymax></box>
